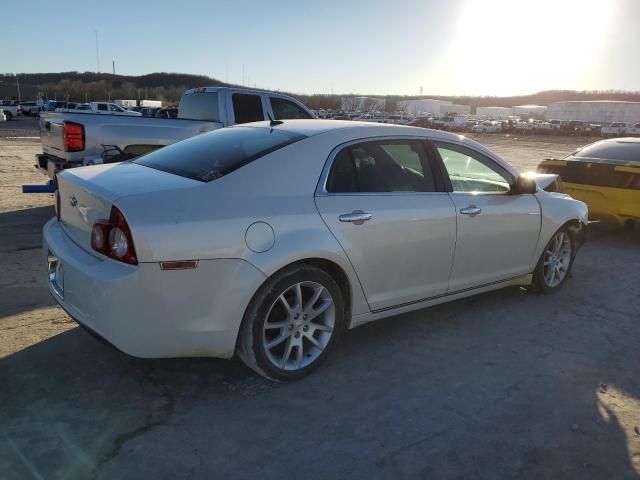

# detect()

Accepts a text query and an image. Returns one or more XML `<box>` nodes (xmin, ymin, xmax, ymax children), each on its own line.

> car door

<box><xmin>315</xmin><ymin>138</ymin><xmax>457</xmax><ymax>311</ymax></box>
<box><xmin>433</xmin><ymin>141</ymin><xmax>541</xmax><ymax>291</ymax></box>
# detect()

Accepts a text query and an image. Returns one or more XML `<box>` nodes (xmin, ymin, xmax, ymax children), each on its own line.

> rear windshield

<box><xmin>134</xmin><ymin>127</ymin><xmax>306</xmax><ymax>182</ymax></box>
<box><xmin>178</xmin><ymin>91</ymin><xmax>220</xmax><ymax>122</ymax></box>
<box><xmin>572</xmin><ymin>141</ymin><xmax>640</xmax><ymax>163</ymax></box>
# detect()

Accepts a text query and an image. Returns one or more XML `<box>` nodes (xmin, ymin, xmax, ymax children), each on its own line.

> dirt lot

<box><xmin>1</xmin><ymin>117</ymin><xmax>639</xmax><ymax>479</ymax></box>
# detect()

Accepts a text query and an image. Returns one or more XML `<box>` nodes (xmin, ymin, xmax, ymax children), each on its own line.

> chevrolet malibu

<box><xmin>44</xmin><ymin>120</ymin><xmax>588</xmax><ymax>381</ymax></box>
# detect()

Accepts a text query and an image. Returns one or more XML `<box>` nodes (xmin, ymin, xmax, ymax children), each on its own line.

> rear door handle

<box><xmin>460</xmin><ymin>206</ymin><xmax>482</xmax><ymax>216</ymax></box>
<box><xmin>339</xmin><ymin>211</ymin><xmax>372</xmax><ymax>224</ymax></box>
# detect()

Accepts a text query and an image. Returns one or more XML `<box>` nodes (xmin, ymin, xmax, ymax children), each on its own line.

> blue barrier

<box><xmin>22</xmin><ymin>181</ymin><xmax>55</xmax><ymax>194</ymax></box>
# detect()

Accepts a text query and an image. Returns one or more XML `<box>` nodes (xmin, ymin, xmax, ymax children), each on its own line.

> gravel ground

<box><xmin>1</xmin><ymin>118</ymin><xmax>639</xmax><ymax>479</ymax></box>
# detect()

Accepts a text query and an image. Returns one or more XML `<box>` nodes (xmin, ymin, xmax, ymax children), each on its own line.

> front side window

<box><xmin>270</xmin><ymin>97</ymin><xmax>313</xmax><ymax>120</ymax></box>
<box><xmin>134</xmin><ymin>127</ymin><xmax>306</xmax><ymax>182</ymax></box>
<box><xmin>435</xmin><ymin>143</ymin><xmax>511</xmax><ymax>194</ymax></box>
<box><xmin>326</xmin><ymin>139</ymin><xmax>436</xmax><ymax>193</ymax></box>
<box><xmin>232</xmin><ymin>94</ymin><xmax>264</xmax><ymax>124</ymax></box>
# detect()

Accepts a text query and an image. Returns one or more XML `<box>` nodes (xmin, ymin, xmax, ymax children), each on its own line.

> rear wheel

<box><xmin>237</xmin><ymin>265</ymin><xmax>346</xmax><ymax>381</ymax></box>
<box><xmin>532</xmin><ymin>227</ymin><xmax>575</xmax><ymax>293</ymax></box>
<box><xmin>3</xmin><ymin>111</ymin><xmax>12</xmax><ymax>121</ymax></box>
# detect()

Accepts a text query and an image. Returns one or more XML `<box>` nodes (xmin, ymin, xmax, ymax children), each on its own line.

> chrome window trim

<box><xmin>314</xmin><ymin>135</ymin><xmax>448</xmax><ymax>197</ymax></box>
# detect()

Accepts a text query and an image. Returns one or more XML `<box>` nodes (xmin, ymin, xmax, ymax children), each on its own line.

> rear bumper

<box><xmin>43</xmin><ymin>218</ymin><xmax>266</xmax><ymax>359</ymax></box>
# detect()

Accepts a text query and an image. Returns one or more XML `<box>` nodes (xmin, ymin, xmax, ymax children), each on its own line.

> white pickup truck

<box><xmin>601</xmin><ymin>122</ymin><xmax>628</xmax><ymax>137</ymax></box>
<box><xmin>37</xmin><ymin>87</ymin><xmax>315</xmax><ymax>179</ymax></box>
<box><xmin>62</xmin><ymin>102</ymin><xmax>142</xmax><ymax>116</ymax></box>
<box><xmin>0</xmin><ymin>101</ymin><xmax>22</xmax><ymax>120</ymax></box>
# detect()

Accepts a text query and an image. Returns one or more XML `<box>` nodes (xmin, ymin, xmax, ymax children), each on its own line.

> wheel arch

<box><xmin>250</xmin><ymin>257</ymin><xmax>356</xmax><ymax>327</ymax></box>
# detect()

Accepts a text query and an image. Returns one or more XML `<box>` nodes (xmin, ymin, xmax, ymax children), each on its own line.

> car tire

<box><xmin>532</xmin><ymin>226</ymin><xmax>575</xmax><ymax>294</ymax></box>
<box><xmin>236</xmin><ymin>264</ymin><xmax>346</xmax><ymax>382</ymax></box>
<box><xmin>3</xmin><ymin>111</ymin><xmax>12</xmax><ymax>121</ymax></box>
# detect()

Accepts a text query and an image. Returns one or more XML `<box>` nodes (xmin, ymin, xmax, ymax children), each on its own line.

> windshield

<box><xmin>572</xmin><ymin>140</ymin><xmax>640</xmax><ymax>162</ymax></box>
<box><xmin>134</xmin><ymin>127</ymin><xmax>306</xmax><ymax>182</ymax></box>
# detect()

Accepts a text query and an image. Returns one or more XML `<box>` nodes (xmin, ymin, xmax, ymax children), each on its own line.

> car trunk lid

<box><xmin>57</xmin><ymin>162</ymin><xmax>201</xmax><ymax>253</ymax></box>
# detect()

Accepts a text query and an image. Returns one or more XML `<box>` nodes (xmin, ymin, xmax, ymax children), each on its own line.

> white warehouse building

<box><xmin>398</xmin><ymin>99</ymin><xmax>452</xmax><ymax>116</ymax></box>
<box><xmin>476</xmin><ymin>106</ymin><xmax>513</xmax><ymax>119</ymax></box>
<box><xmin>440</xmin><ymin>103</ymin><xmax>471</xmax><ymax>115</ymax></box>
<box><xmin>546</xmin><ymin>101</ymin><xmax>640</xmax><ymax>124</ymax></box>
<box><xmin>513</xmin><ymin>105</ymin><xmax>547</xmax><ymax>119</ymax></box>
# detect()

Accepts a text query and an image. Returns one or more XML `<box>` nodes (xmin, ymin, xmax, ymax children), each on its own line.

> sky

<box><xmin>2</xmin><ymin>0</ymin><xmax>638</xmax><ymax>96</ymax></box>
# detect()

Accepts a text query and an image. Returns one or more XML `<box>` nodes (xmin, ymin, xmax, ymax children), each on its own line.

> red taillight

<box><xmin>63</xmin><ymin>121</ymin><xmax>84</xmax><ymax>152</ymax></box>
<box><xmin>90</xmin><ymin>206</ymin><xmax>138</xmax><ymax>265</ymax></box>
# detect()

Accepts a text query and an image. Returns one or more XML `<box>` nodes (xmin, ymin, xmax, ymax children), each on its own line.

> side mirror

<box><xmin>510</xmin><ymin>176</ymin><xmax>537</xmax><ymax>195</ymax></box>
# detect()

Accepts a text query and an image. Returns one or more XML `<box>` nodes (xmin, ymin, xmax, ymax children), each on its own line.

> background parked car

<box><xmin>472</xmin><ymin>120</ymin><xmax>502</xmax><ymax>133</ymax></box>
<box><xmin>537</xmin><ymin>137</ymin><xmax>640</xmax><ymax>229</ymax></box>
<box><xmin>0</xmin><ymin>100</ymin><xmax>22</xmax><ymax>120</ymax></box>
<box><xmin>19</xmin><ymin>101</ymin><xmax>42</xmax><ymax>116</ymax></box>
<box><xmin>626</xmin><ymin>123</ymin><xmax>640</xmax><ymax>136</ymax></box>
<box><xmin>601</xmin><ymin>122</ymin><xmax>628</xmax><ymax>137</ymax></box>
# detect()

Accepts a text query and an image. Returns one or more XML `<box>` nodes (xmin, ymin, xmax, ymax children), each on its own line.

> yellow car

<box><xmin>537</xmin><ymin>138</ymin><xmax>640</xmax><ymax>228</ymax></box>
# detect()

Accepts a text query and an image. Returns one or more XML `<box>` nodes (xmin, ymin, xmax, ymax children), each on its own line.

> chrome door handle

<box><xmin>460</xmin><ymin>206</ymin><xmax>482</xmax><ymax>216</ymax></box>
<box><xmin>339</xmin><ymin>211</ymin><xmax>372</xmax><ymax>224</ymax></box>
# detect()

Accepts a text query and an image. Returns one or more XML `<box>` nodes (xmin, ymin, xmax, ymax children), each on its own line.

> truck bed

<box><xmin>39</xmin><ymin>111</ymin><xmax>221</xmax><ymax>166</ymax></box>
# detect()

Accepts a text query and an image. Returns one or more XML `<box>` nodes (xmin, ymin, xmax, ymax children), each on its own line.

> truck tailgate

<box><xmin>40</xmin><ymin>114</ymin><xmax>66</xmax><ymax>157</ymax></box>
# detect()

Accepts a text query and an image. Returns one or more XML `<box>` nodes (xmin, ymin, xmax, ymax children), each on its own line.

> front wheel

<box><xmin>532</xmin><ymin>227</ymin><xmax>575</xmax><ymax>293</ymax></box>
<box><xmin>237</xmin><ymin>265</ymin><xmax>346</xmax><ymax>381</ymax></box>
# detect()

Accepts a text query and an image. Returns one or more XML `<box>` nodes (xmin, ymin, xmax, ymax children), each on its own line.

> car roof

<box><xmin>235</xmin><ymin>120</ymin><xmax>520</xmax><ymax>175</ymax></box>
<box><xmin>236</xmin><ymin>119</ymin><xmax>464</xmax><ymax>140</ymax></box>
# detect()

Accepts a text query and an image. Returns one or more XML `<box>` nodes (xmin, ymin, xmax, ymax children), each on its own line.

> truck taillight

<box><xmin>91</xmin><ymin>206</ymin><xmax>138</xmax><ymax>265</ymax></box>
<box><xmin>63</xmin><ymin>121</ymin><xmax>85</xmax><ymax>152</ymax></box>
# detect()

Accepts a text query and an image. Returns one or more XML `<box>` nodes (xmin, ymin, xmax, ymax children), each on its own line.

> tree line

<box><xmin>1</xmin><ymin>72</ymin><xmax>639</xmax><ymax>110</ymax></box>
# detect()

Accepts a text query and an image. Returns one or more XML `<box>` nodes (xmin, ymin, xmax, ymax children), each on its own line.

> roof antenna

<box><xmin>267</xmin><ymin>112</ymin><xmax>283</xmax><ymax>126</ymax></box>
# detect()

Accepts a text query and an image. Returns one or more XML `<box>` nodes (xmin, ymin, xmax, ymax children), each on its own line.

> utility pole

<box><xmin>16</xmin><ymin>74</ymin><xmax>21</xmax><ymax>103</ymax></box>
<box><xmin>95</xmin><ymin>30</ymin><xmax>100</xmax><ymax>73</ymax></box>
<box><xmin>112</xmin><ymin>60</ymin><xmax>115</xmax><ymax>75</ymax></box>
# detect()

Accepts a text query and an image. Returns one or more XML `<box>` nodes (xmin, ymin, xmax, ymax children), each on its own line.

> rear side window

<box><xmin>178</xmin><ymin>92</ymin><xmax>220</xmax><ymax>122</ymax></box>
<box><xmin>326</xmin><ymin>140</ymin><xmax>436</xmax><ymax>193</ymax></box>
<box><xmin>573</xmin><ymin>141</ymin><xmax>640</xmax><ymax>162</ymax></box>
<box><xmin>270</xmin><ymin>97</ymin><xmax>313</xmax><ymax>120</ymax></box>
<box><xmin>97</xmin><ymin>104</ymin><xmax>107</xmax><ymax>111</ymax></box>
<box><xmin>232</xmin><ymin>94</ymin><xmax>264</xmax><ymax>124</ymax></box>
<box><xmin>134</xmin><ymin>127</ymin><xmax>306</xmax><ymax>182</ymax></box>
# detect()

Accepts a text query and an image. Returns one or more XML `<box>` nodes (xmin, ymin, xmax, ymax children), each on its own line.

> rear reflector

<box><xmin>63</xmin><ymin>121</ymin><xmax>85</xmax><ymax>152</ymax></box>
<box><xmin>160</xmin><ymin>260</ymin><xmax>198</xmax><ymax>271</ymax></box>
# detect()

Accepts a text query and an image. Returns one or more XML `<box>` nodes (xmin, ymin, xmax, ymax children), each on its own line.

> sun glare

<box><xmin>440</xmin><ymin>0</ymin><xmax>615</xmax><ymax>95</ymax></box>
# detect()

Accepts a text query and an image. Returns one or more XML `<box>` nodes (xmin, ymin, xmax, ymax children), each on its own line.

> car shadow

<box><xmin>0</xmin><ymin>206</ymin><xmax>57</xmax><ymax>318</ymax></box>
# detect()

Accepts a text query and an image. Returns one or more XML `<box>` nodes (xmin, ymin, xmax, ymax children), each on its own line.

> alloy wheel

<box><xmin>262</xmin><ymin>281</ymin><xmax>335</xmax><ymax>371</ymax></box>
<box><xmin>542</xmin><ymin>231</ymin><xmax>572</xmax><ymax>288</ymax></box>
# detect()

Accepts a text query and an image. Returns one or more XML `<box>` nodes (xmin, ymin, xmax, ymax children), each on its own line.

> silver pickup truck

<box><xmin>36</xmin><ymin>87</ymin><xmax>315</xmax><ymax>179</ymax></box>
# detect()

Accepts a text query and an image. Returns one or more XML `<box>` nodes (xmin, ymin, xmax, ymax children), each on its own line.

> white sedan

<box><xmin>44</xmin><ymin>120</ymin><xmax>588</xmax><ymax>381</ymax></box>
<box><xmin>471</xmin><ymin>121</ymin><xmax>502</xmax><ymax>133</ymax></box>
